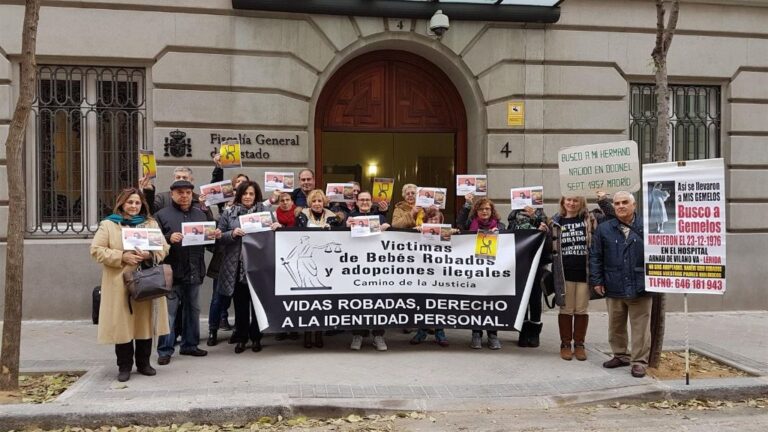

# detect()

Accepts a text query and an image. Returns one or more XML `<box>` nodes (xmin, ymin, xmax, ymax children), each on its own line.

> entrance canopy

<box><xmin>232</xmin><ymin>0</ymin><xmax>563</xmax><ymax>23</ymax></box>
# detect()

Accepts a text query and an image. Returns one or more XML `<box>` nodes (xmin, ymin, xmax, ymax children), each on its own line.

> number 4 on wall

<box><xmin>500</xmin><ymin>142</ymin><xmax>511</xmax><ymax>158</ymax></box>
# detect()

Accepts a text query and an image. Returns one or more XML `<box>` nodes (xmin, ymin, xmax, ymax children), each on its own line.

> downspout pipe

<box><xmin>232</xmin><ymin>0</ymin><xmax>561</xmax><ymax>23</ymax></box>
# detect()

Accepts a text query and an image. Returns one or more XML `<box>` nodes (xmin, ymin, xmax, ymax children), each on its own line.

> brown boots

<box><xmin>558</xmin><ymin>314</ymin><xmax>573</xmax><ymax>360</ymax></box>
<box><xmin>559</xmin><ymin>314</ymin><xmax>589</xmax><ymax>361</ymax></box>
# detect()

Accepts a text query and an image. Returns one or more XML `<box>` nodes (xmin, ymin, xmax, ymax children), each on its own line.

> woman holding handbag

<box><xmin>90</xmin><ymin>188</ymin><xmax>170</xmax><ymax>382</ymax></box>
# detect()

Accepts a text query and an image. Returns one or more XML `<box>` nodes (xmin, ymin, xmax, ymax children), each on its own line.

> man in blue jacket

<box><xmin>590</xmin><ymin>191</ymin><xmax>651</xmax><ymax>378</ymax></box>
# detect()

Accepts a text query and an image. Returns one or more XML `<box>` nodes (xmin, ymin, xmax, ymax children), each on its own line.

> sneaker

<box><xmin>350</xmin><ymin>335</ymin><xmax>363</xmax><ymax>350</ymax></box>
<box><xmin>372</xmin><ymin>335</ymin><xmax>388</xmax><ymax>351</ymax></box>
<box><xmin>470</xmin><ymin>333</ymin><xmax>482</xmax><ymax>349</ymax></box>
<box><xmin>410</xmin><ymin>329</ymin><xmax>427</xmax><ymax>345</ymax></box>
<box><xmin>488</xmin><ymin>335</ymin><xmax>502</xmax><ymax>350</ymax></box>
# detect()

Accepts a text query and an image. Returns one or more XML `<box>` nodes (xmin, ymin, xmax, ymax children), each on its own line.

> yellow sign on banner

<box><xmin>139</xmin><ymin>150</ymin><xmax>157</xmax><ymax>179</ymax></box>
<box><xmin>474</xmin><ymin>231</ymin><xmax>498</xmax><ymax>259</ymax></box>
<box><xmin>507</xmin><ymin>101</ymin><xmax>525</xmax><ymax>126</ymax></box>
<box><xmin>219</xmin><ymin>141</ymin><xmax>242</xmax><ymax>168</ymax></box>
<box><xmin>372</xmin><ymin>178</ymin><xmax>395</xmax><ymax>205</ymax></box>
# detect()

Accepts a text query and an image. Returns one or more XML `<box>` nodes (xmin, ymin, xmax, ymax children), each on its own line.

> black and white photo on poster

<box><xmin>242</xmin><ymin>229</ymin><xmax>545</xmax><ymax>333</ymax></box>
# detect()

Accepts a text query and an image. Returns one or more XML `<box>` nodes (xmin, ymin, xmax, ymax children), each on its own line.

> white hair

<box><xmin>613</xmin><ymin>190</ymin><xmax>636</xmax><ymax>204</ymax></box>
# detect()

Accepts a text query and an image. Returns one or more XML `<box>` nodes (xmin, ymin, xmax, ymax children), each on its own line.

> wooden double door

<box><xmin>315</xmin><ymin>51</ymin><xmax>467</xmax><ymax>221</ymax></box>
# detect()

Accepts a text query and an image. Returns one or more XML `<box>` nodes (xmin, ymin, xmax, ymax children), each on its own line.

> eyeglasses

<box><xmin>357</xmin><ymin>198</ymin><xmax>372</xmax><ymax>202</ymax></box>
<box><xmin>478</xmin><ymin>207</ymin><xmax>492</xmax><ymax>211</ymax></box>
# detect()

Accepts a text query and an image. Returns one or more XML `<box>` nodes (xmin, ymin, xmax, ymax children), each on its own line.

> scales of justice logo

<box><xmin>280</xmin><ymin>236</ymin><xmax>341</xmax><ymax>291</ymax></box>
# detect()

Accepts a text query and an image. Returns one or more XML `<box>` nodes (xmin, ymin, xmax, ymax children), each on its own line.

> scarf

<box><xmin>276</xmin><ymin>204</ymin><xmax>297</xmax><ymax>227</ymax></box>
<box><xmin>470</xmin><ymin>217</ymin><xmax>498</xmax><ymax>232</ymax></box>
<box><xmin>104</xmin><ymin>213</ymin><xmax>146</xmax><ymax>227</ymax></box>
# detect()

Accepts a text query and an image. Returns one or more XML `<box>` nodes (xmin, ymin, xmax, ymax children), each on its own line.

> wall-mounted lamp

<box><xmin>367</xmin><ymin>163</ymin><xmax>378</xmax><ymax>178</ymax></box>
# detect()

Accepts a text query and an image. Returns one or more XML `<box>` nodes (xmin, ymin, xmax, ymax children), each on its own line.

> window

<box><xmin>28</xmin><ymin>66</ymin><xmax>146</xmax><ymax>235</ymax></box>
<box><xmin>629</xmin><ymin>84</ymin><xmax>721</xmax><ymax>163</ymax></box>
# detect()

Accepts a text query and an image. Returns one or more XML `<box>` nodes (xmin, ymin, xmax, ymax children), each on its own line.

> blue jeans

<box><xmin>158</xmin><ymin>283</ymin><xmax>202</xmax><ymax>357</ymax></box>
<box><xmin>208</xmin><ymin>279</ymin><xmax>231</xmax><ymax>331</ymax></box>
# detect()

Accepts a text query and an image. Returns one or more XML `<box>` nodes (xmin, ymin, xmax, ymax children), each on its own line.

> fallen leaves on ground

<box><xmin>18</xmin><ymin>373</ymin><xmax>81</xmax><ymax>404</ymax></box>
<box><xmin>647</xmin><ymin>351</ymin><xmax>749</xmax><ymax>380</ymax></box>
<box><xmin>610</xmin><ymin>398</ymin><xmax>768</xmax><ymax>412</ymax></box>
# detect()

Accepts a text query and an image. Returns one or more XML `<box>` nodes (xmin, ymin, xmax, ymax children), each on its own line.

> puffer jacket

<box><xmin>216</xmin><ymin>203</ymin><xmax>270</xmax><ymax>296</ymax></box>
<box><xmin>589</xmin><ymin>215</ymin><xmax>645</xmax><ymax>299</ymax></box>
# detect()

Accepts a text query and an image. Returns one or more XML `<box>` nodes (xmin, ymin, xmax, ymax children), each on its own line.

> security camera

<box><xmin>428</xmin><ymin>10</ymin><xmax>449</xmax><ymax>37</ymax></box>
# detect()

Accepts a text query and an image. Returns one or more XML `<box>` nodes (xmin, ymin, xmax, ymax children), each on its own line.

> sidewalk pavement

<box><xmin>1</xmin><ymin>310</ymin><xmax>767</xmax><ymax>429</ymax></box>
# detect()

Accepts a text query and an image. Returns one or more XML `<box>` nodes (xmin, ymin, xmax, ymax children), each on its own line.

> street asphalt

<box><xmin>1</xmin><ymin>310</ymin><xmax>766</xmax><ymax>429</ymax></box>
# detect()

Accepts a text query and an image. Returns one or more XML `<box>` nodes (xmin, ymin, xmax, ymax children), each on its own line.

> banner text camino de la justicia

<box><xmin>242</xmin><ymin>229</ymin><xmax>546</xmax><ymax>332</ymax></box>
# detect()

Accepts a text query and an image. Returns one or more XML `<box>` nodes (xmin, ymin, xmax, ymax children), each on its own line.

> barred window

<box><xmin>629</xmin><ymin>84</ymin><xmax>721</xmax><ymax>163</ymax></box>
<box><xmin>28</xmin><ymin>66</ymin><xmax>146</xmax><ymax>236</ymax></box>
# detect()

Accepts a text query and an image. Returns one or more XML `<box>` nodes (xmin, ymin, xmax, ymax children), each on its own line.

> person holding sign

<box><xmin>295</xmin><ymin>189</ymin><xmax>342</xmax><ymax>349</ymax></box>
<box><xmin>507</xmin><ymin>205</ymin><xmax>549</xmax><ymax>349</ymax></box>
<box><xmin>457</xmin><ymin>195</ymin><xmax>506</xmax><ymax>350</ymax></box>
<box><xmin>590</xmin><ymin>191</ymin><xmax>651</xmax><ymax>378</ymax></box>
<box><xmin>392</xmin><ymin>184</ymin><xmax>425</xmax><ymax>228</ymax></box>
<box><xmin>90</xmin><ymin>188</ymin><xmax>170</xmax><ymax>382</ymax></box>
<box><xmin>549</xmin><ymin>196</ymin><xmax>602</xmax><ymax>361</ymax></box>
<box><xmin>154</xmin><ymin>180</ymin><xmax>221</xmax><ymax>365</ymax></box>
<box><xmin>346</xmin><ymin>191</ymin><xmax>391</xmax><ymax>352</ymax></box>
<box><xmin>217</xmin><ymin>181</ymin><xmax>279</xmax><ymax>354</ymax></box>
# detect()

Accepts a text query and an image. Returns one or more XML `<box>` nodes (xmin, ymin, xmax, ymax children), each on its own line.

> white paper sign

<box><xmin>350</xmin><ymin>216</ymin><xmax>382</xmax><ymax>237</ymax></box>
<box><xmin>510</xmin><ymin>186</ymin><xmax>544</xmax><ymax>210</ymax></box>
<box><xmin>200</xmin><ymin>180</ymin><xmax>235</xmax><ymax>206</ymax></box>
<box><xmin>264</xmin><ymin>172</ymin><xmax>295</xmax><ymax>193</ymax></box>
<box><xmin>121</xmin><ymin>228</ymin><xmax>164</xmax><ymax>251</ymax></box>
<box><xmin>326</xmin><ymin>183</ymin><xmax>355</xmax><ymax>203</ymax></box>
<box><xmin>643</xmin><ymin>158</ymin><xmax>726</xmax><ymax>295</ymax></box>
<box><xmin>421</xmin><ymin>223</ymin><xmax>453</xmax><ymax>244</ymax></box>
<box><xmin>181</xmin><ymin>221</ymin><xmax>217</xmax><ymax>246</ymax></box>
<box><xmin>558</xmin><ymin>140</ymin><xmax>640</xmax><ymax>197</ymax></box>
<box><xmin>456</xmin><ymin>175</ymin><xmax>487</xmax><ymax>196</ymax></box>
<box><xmin>239</xmin><ymin>212</ymin><xmax>274</xmax><ymax>233</ymax></box>
<box><xmin>416</xmin><ymin>187</ymin><xmax>447</xmax><ymax>209</ymax></box>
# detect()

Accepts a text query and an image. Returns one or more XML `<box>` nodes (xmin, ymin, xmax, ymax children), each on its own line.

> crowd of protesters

<box><xmin>91</xmin><ymin>159</ymin><xmax>650</xmax><ymax>382</ymax></box>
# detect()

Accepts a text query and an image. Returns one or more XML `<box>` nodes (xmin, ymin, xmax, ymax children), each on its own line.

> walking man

<box><xmin>590</xmin><ymin>191</ymin><xmax>651</xmax><ymax>378</ymax></box>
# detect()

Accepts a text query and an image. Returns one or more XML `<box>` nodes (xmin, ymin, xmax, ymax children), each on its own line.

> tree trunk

<box><xmin>648</xmin><ymin>0</ymin><xmax>679</xmax><ymax>369</ymax></box>
<box><xmin>0</xmin><ymin>0</ymin><xmax>41</xmax><ymax>392</ymax></box>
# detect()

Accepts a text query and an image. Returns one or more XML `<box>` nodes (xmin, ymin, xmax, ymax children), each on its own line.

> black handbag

<box><xmin>123</xmin><ymin>264</ymin><xmax>173</xmax><ymax>302</ymax></box>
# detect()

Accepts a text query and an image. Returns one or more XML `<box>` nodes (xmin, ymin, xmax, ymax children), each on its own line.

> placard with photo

<box><xmin>181</xmin><ymin>221</ymin><xmax>217</xmax><ymax>246</ymax></box>
<box><xmin>122</xmin><ymin>228</ymin><xmax>164</xmax><ymax>251</ymax></box>
<box><xmin>349</xmin><ymin>215</ymin><xmax>382</xmax><ymax>237</ymax></box>
<box><xmin>456</xmin><ymin>175</ymin><xmax>487</xmax><ymax>196</ymax></box>
<box><xmin>416</xmin><ymin>187</ymin><xmax>447</xmax><ymax>209</ymax></box>
<box><xmin>264</xmin><ymin>172</ymin><xmax>295</xmax><ymax>192</ymax></box>
<box><xmin>200</xmin><ymin>180</ymin><xmax>235</xmax><ymax>206</ymax></box>
<box><xmin>510</xmin><ymin>186</ymin><xmax>544</xmax><ymax>210</ymax></box>
<box><xmin>420</xmin><ymin>223</ymin><xmax>453</xmax><ymax>244</ymax></box>
<box><xmin>239</xmin><ymin>212</ymin><xmax>274</xmax><ymax>233</ymax></box>
<box><xmin>326</xmin><ymin>183</ymin><xmax>355</xmax><ymax>203</ymax></box>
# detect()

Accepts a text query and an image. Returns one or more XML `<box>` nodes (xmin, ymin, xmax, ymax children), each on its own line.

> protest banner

<box><xmin>139</xmin><ymin>150</ymin><xmax>157</xmax><ymax>179</ymax></box>
<box><xmin>643</xmin><ymin>158</ymin><xmax>726</xmax><ymax>295</ymax></box>
<box><xmin>219</xmin><ymin>141</ymin><xmax>242</xmax><ymax>168</ymax></box>
<box><xmin>558</xmin><ymin>140</ymin><xmax>640</xmax><ymax>197</ymax></box>
<box><xmin>243</xmin><ymin>229</ymin><xmax>545</xmax><ymax>333</ymax></box>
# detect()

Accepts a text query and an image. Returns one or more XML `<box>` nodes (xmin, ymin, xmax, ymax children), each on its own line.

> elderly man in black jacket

<box><xmin>590</xmin><ymin>191</ymin><xmax>651</xmax><ymax>378</ymax></box>
<box><xmin>154</xmin><ymin>180</ymin><xmax>221</xmax><ymax>365</ymax></box>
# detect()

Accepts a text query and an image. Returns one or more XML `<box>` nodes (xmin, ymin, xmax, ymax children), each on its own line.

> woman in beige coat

<box><xmin>90</xmin><ymin>188</ymin><xmax>170</xmax><ymax>382</ymax></box>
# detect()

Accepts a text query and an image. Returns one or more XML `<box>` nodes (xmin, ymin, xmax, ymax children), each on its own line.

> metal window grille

<box><xmin>629</xmin><ymin>84</ymin><xmax>721</xmax><ymax>163</ymax></box>
<box><xmin>29</xmin><ymin>66</ymin><xmax>146</xmax><ymax>236</ymax></box>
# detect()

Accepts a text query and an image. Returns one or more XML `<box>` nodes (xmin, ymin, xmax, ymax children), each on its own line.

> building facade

<box><xmin>0</xmin><ymin>0</ymin><xmax>766</xmax><ymax>319</ymax></box>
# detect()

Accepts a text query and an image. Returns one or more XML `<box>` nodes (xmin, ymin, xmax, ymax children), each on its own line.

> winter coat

<box><xmin>296</xmin><ymin>208</ymin><xmax>341</xmax><ymax>228</ymax></box>
<box><xmin>391</xmin><ymin>201</ymin><xmax>423</xmax><ymax>228</ymax></box>
<box><xmin>216</xmin><ymin>203</ymin><xmax>270</xmax><ymax>297</ymax></box>
<box><xmin>291</xmin><ymin>188</ymin><xmax>309</xmax><ymax>208</ymax></box>
<box><xmin>549</xmin><ymin>212</ymin><xmax>598</xmax><ymax>306</ymax></box>
<box><xmin>154</xmin><ymin>202</ymin><xmax>211</xmax><ymax>285</ymax></box>
<box><xmin>89</xmin><ymin>219</ymin><xmax>170</xmax><ymax>344</ymax></box>
<box><xmin>589</xmin><ymin>215</ymin><xmax>646</xmax><ymax>299</ymax></box>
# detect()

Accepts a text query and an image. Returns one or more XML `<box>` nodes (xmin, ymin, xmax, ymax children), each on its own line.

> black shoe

<box><xmin>118</xmin><ymin>370</ymin><xmax>131</xmax><ymax>382</ymax></box>
<box><xmin>137</xmin><ymin>365</ymin><xmax>156</xmax><ymax>376</ymax></box>
<box><xmin>251</xmin><ymin>341</ymin><xmax>262</xmax><ymax>352</ymax></box>
<box><xmin>180</xmin><ymin>348</ymin><xmax>208</xmax><ymax>357</ymax></box>
<box><xmin>220</xmin><ymin>318</ymin><xmax>234</xmax><ymax>331</ymax></box>
<box><xmin>235</xmin><ymin>342</ymin><xmax>247</xmax><ymax>354</ymax></box>
<box><xmin>207</xmin><ymin>330</ymin><xmax>218</xmax><ymax>347</ymax></box>
<box><xmin>157</xmin><ymin>355</ymin><xmax>171</xmax><ymax>366</ymax></box>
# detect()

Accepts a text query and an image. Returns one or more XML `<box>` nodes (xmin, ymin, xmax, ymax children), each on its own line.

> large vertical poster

<box><xmin>643</xmin><ymin>159</ymin><xmax>726</xmax><ymax>294</ymax></box>
<box><xmin>242</xmin><ymin>230</ymin><xmax>546</xmax><ymax>333</ymax></box>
